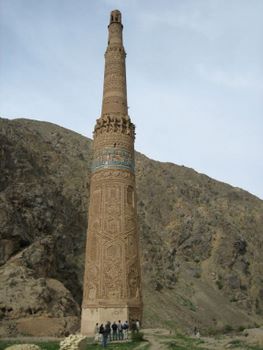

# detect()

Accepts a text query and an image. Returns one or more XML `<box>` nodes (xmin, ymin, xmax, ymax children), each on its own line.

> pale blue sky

<box><xmin>0</xmin><ymin>0</ymin><xmax>263</xmax><ymax>198</ymax></box>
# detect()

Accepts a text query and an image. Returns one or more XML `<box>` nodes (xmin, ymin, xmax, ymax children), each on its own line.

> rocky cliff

<box><xmin>0</xmin><ymin>117</ymin><xmax>262</xmax><ymax>336</ymax></box>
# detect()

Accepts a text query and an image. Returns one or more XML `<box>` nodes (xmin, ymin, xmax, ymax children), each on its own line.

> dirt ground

<box><xmin>2</xmin><ymin>328</ymin><xmax>263</xmax><ymax>350</ymax></box>
<box><xmin>142</xmin><ymin>328</ymin><xmax>263</xmax><ymax>350</ymax></box>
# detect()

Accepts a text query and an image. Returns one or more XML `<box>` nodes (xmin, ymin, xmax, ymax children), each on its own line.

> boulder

<box><xmin>243</xmin><ymin>328</ymin><xmax>263</xmax><ymax>346</ymax></box>
<box><xmin>59</xmin><ymin>334</ymin><xmax>88</xmax><ymax>350</ymax></box>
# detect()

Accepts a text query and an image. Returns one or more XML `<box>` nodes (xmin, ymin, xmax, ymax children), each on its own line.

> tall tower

<box><xmin>81</xmin><ymin>10</ymin><xmax>143</xmax><ymax>334</ymax></box>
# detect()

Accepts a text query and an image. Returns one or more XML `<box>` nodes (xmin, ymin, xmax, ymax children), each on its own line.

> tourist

<box><xmin>106</xmin><ymin>321</ymin><xmax>112</xmax><ymax>341</ymax></box>
<box><xmin>136</xmin><ymin>319</ymin><xmax>140</xmax><ymax>333</ymax></box>
<box><xmin>193</xmin><ymin>326</ymin><xmax>200</xmax><ymax>338</ymax></box>
<box><xmin>131</xmin><ymin>319</ymin><xmax>137</xmax><ymax>334</ymax></box>
<box><xmin>94</xmin><ymin>322</ymin><xmax>100</xmax><ymax>343</ymax></box>
<box><xmin>112</xmin><ymin>321</ymin><xmax>118</xmax><ymax>340</ymax></box>
<box><xmin>123</xmin><ymin>320</ymin><xmax>129</xmax><ymax>339</ymax></box>
<box><xmin>117</xmin><ymin>320</ymin><xmax>123</xmax><ymax>340</ymax></box>
<box><xmin>100</xmin><ymin>322</ymin><xmax>110</xmax><ymax>348</ymax></box>
<box><xmin>99</xmin><ymin>324</ymin><xmax>105</xmax><ymax>346</ymax></box>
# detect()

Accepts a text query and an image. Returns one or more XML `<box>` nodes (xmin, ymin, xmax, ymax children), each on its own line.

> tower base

<box><xmin>81</xmin><ymin>305</ymin><xmax>142</xmax><ymax>335</ymax></box>
<box><xmin>81</xmin><ymin>307</ymin><xmax>129</xmax><ymax>335</ymax></box>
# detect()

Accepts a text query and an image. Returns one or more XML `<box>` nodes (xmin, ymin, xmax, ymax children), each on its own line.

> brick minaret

<box><xmin>81</xmin><ymin>10</ymin><xmax>143</xmax><ymax>335</ymax></box>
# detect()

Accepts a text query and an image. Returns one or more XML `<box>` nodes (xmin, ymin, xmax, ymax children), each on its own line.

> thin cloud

<box><xmin>196</xmin><ymin>64</ymin><xmax>263</xmax><ymax>89</ymax></box>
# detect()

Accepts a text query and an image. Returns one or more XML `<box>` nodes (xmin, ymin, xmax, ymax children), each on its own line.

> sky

<box><xmin>0</xmin><ymin>0</ymin><xmax>263</xmax><ymax>199</ymax></box>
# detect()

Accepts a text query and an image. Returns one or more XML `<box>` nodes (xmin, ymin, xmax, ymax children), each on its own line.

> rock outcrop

<box><xmin>243</xmin><ymin>328</ymin><xmax>263</xmax><ymax>346</ymax></box>
<box><xmin>0</xmin><ymin>237</ymin><xmax>79</xmax><ymax>336</ymax></box>
<box><xmin>59</xmin><ymin>334</ymin><xmax>88</xmax><ymax>350</ymax></box>
<box><xmin>0</xmin><ymin>117</ymin><xmax>262</xmax><ymax>335</ymax></box>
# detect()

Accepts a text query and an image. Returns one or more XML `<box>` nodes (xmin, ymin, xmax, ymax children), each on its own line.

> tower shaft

<box><xmin>81</xmin><ymin>10</ymin><xmax>142</xmax><ymax>335</ymax></box>
<box><xmin>102</xmin><ymin>11</ymin><xmax>127</xmax><ymax>116</ymax></box>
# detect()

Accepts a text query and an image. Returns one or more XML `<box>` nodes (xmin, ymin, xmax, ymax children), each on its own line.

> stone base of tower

<box><xmin>81</xmin><ymin>307</ymin><xmax>129</xmax><ymax>335</ymax></box>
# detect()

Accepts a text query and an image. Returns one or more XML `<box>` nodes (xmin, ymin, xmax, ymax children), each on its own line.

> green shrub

<box><xmin>206</xmin><ymin>327</ymin><xmax>218</xmax><ymax>336</ymax></box>
<box><xmin>223</xmin><ymin>324</ymin><xmax>233</xmax><ymax>333</ymax></box>
<box><xmin>131</xmin><ymin>331</ymin><xmax>144</xmax><ymax>342</ymax></box>
<box><xmin>216</xmin><ymin>280</ymin><xmax>223</xmax><ymax>290</ymax></box>
<box><xmin>238</xmin><ymin>325</ymin><xmax>245</xmax><ymax>332</ymax></box>
<box><xmin>227</xmin><ymin>339</ymin><xmax>244</xmax><ymax>347</ymax></box>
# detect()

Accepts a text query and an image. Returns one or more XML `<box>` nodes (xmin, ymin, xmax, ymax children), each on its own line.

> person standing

<box><xmin>136</xmin><ymin>319</ymin><xmax>140</xmax><ymax>333</ymax></box>
<box><xmin>94</xmin><ymin>322</ymin><xmax>100</xmax><ymax>343</ymax></box>
<box><xmin>123</xmin><ymin>320</ymin><xmax>129</xmax><ymax>339</ymax></box>
<box><xmin>99</xmin><ymin>324</ymin><xmax>105</xmax><ymax>346</ymax></box>
<box><xmin>131</xmin><ymin>319</ymin><xmax>137</xmax><ymax>335</ymax></box>
<box><xmin>193</xmin><ymin>326</ymin><xmax>200</xmax><ymax>338</ymax></box>
<box><xmin>117</xmin><ymin>320</ymin><xmax>123</xmax><ymax>340</ymax></box>
<box><xmin>112</xmin><ymin>321</ymin><xmax>118</xmax><ymax>341</ymax></box>
<box><xmin>106</xmin><ymin>321</ymin><xmax>112</xmax><ymax>341</ymax></box>
<box><xmin>101</xmin><ymin>321</ymin><xmax>110</xmax><ymax>348</ymax></box>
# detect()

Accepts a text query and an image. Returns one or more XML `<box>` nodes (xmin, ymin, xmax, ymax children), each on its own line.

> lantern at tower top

<box><xmin>109</xmin><ymin>10</ymin><xmax>122</xmax><ymax>24</ymax></box>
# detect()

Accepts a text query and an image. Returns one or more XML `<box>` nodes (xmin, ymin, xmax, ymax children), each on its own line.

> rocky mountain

<box><xmin>0</xmin><ymin>117</ymin><xmax>262</xmax><ymax>336</ymax></box>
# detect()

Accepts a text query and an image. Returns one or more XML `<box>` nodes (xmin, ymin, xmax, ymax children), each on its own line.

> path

<box><xmin>140</xmin><ymin>328</ymin><xmax>170</xmax><ymax>350</ymax></box>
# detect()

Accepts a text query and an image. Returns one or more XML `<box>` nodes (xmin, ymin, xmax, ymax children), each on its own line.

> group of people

<box><xmin>94</xmin><ymin>319</ymin><xmax>140</xmax><ymax>347</ymax></box>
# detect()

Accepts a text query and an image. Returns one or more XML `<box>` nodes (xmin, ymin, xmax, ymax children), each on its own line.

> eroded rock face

<box><xmin>0</xmin><ymin>236</ymin><xmax>80</xmax><ymax>336</ymax></box>
<box><xmin>0</xmin><ymin>237</ymin><xmax>79</xmax><ymax>316</ymax></box>
<box><xmin>0</xmin><ymin>239</ymin><xmax>18</xmax><ymax>265</ymax></box>
<box><xmin>0</xmin><ymin>117</ymin><xmax>263</xmax><ymax>335</ymax></box>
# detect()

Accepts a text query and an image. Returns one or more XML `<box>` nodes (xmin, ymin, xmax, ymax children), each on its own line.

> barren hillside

<box><xmin>0</xmin><ymin>117</ymin><xmax>262</xmax><ymax>336</ymax></box>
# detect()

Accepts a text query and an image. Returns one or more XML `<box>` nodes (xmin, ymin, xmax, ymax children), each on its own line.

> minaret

<box><xmin>81</xmin><ymin>10</ymin><xmax>143</xmax><ymax>334</ymax></box>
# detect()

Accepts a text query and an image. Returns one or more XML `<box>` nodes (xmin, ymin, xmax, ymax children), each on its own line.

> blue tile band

<box><xmin>92</xmin><ymin>148</ymin><xmax>135</xmax><ymax>173</ymax></box>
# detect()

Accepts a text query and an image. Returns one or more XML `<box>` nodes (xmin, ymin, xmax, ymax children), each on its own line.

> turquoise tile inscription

<box><xmin>92</xmin><ymin>148</ymin><xmax>134</xmax><ymax>173</ymax></box>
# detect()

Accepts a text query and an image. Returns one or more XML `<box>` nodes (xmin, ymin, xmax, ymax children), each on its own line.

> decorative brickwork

<box><xmin>81</xmin><ymin>10</ymin><xmax>142</xmax><ymax>335</ymax></box>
